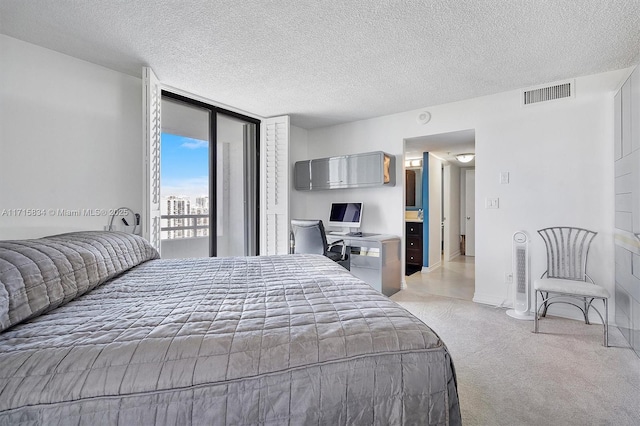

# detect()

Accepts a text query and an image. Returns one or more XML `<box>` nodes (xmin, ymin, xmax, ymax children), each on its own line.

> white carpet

<box><xmin>391</xmin><ymin>290</ymin><xmax>640</xmax><ymax>426</ymax></box>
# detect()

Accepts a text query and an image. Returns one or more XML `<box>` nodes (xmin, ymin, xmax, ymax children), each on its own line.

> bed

<box><xmin>0</xmin><ymin>231</ymin><xmax>460</xmax><ymax>425</ymax></box>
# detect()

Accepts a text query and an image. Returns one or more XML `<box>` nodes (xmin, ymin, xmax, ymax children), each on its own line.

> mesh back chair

<box><xmin>533</xmin><ymin>227</ymin><xmax>609</xmax><ymax>346</ymax></box>
<box><xmin>290</xmin><ymin>219</ymin><xmax>347</xmax><ymax>266</ymax></box>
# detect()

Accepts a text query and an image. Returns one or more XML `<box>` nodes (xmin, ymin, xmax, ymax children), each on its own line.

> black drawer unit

<box><xmin>407</xmin><ymin>235</ymin><xmax>421</xmax><ymax>249</ymax></box>
<box><xmin>406</xmin><ymin>222</ymin><xmax>421</xmax><ymax>235</ymax></box>
<box><xmin>406</xmin><ymin>248</ymin><xmax>422</xmax><ymax>265</ymax></box>
<box><xmin>405</xmin><ymin>221</ymin><xmax>423</xmax><ymax>267</ymax></box>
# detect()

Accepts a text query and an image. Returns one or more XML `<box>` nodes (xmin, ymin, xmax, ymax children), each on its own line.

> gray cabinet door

<box><xmin>346</xmin><ymin>152</ymin><xmax>384</xmax><ymax>186</ymax></box>
<box><xmin>311</xmin><ymin>156</ymin><xmax>347</xmax><ymax>189</ymax></box>
<box><xmin>294</xmin><ymin>161</ymin><xmax>310</xmax><ymax>190</ymax></box>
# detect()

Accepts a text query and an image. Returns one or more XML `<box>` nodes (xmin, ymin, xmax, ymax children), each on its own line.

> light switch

<box><xmin>500</xmin><ymin>172</ymin><xmax>510</xmax><ymax>184</ymax></box>
<box><xmin>485</xmin><ymin>198</ymin><xmax>499</xmax><ymax>209</ymax></box>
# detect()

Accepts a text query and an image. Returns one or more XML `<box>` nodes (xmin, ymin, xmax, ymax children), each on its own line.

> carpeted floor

<box><xmin>390</xmin><ymin>289</ymin><xmax>640</xmax><ymax>426</ymax></box>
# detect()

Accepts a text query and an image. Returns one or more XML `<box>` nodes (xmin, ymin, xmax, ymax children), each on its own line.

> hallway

<box><xmin>404</xmin><ymin>256</ymin><xmax>475</xmax><ymax>301</ymax></box>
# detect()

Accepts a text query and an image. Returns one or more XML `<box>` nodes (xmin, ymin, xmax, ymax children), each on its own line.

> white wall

<box><xmin>4</xmin><ymin>31</ymin><xmax>627</xmax><ymax>322</ymax></box>
<box><xmin>459</xmin><ymin>167</ymin><xmax>473</xmax><ymax>235</ymax></box>
<box><xmin>289</xmin><ymin>125</ymin><xmax>309</xmax><ymax>221</ymax></box>
<box><xmin>426</xmin><ymin>153</ymin><xmax>442</xmax><ymax>270</ymax></box>
<box><xmin>0</xmin><ymin>35</ymin><xmax>142</xmax><ymax>239</ymax></box>
<box><xmin>301</xmin><ymin>68</ymin><xmax>631</xmax><ymax>322</ymax></box>
<box><xmin>302</xmin><ymin>116</ymin><xmax>402</xmax><ymax>232</ymax></box>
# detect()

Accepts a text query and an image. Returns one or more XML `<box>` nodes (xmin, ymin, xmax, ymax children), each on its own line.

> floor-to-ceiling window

<box><xmin>160</xmin><ymin>91</ymin><xmax>259</xmax><ymax>258</ymax></box>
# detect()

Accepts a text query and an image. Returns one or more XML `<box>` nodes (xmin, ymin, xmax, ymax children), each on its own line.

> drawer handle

<box><xmin>410</xmin><ymin>242</ymin><xmax>414</xmax><ymax>246</ymax></box>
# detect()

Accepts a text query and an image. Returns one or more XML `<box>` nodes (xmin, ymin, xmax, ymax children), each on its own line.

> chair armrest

<box><xmin>328</xmin><ymin>239</ymin><xmax>347</xmax><ymax>259</ymax></box>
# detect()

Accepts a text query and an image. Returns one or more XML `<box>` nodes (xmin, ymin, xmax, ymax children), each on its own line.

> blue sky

<box><xmin>161</xmin><ymin>133</ymin><xmax>209</xmax><ymax>198</ymax></box>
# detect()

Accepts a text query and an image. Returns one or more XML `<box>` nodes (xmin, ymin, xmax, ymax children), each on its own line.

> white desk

<box><xmin>327</xmin><ymin>233</ymin><xmax>401</xmax><ymax>297</ymax></box>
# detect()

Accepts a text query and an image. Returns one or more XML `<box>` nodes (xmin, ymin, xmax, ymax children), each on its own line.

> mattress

<box><xmin>0</xmin><ymin>232</ymin><xmax>460</xmax><ymax>425</ymax></box>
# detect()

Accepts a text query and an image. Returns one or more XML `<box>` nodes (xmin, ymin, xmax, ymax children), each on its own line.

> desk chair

<box><xmin>290</xmin><ymin>219</ymin><xmax>348</xmax><ymax>267</ymax></box>
<box><xmin>533</xmin><ymin>227</ymin><xmax>609</xmax><ymax>346</ymax></box>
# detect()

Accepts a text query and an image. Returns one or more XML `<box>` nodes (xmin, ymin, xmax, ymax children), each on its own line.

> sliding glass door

<box><xmin>160</xmin><ymin>92</ymin><xmax>259</xmax><ymax>258</ymax></box>
<box><xmin>215</xmin><ymin>113</ymin><xmax>258</xmax><ymax>256</ymax></box>
<box><xmin>160</xmin><ymin>96</ymin><xmax>211</xmax><ymax>258</ymax></box>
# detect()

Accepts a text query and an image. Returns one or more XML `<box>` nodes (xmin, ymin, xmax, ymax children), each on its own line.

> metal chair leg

<box><xmin>541</xmin><ymin>291</ymin><xmax>549</xmax><ymax>317</ymax></box>
<box><xmin>534</xmin><ymin>290</ymin><xmax>539</xmax><ymax>333</ymax></box>
<box><xmin>583</xmin><ymin>298</ymin><xmax>591</xmax><ymax>324</ymax></box>
<box><xmin>604</xmin><ymin>298</ymin><xmax>608</xmax><ymax>347</ymax></box>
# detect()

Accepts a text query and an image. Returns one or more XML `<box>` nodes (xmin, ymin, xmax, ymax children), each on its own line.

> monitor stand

<box><xmin>346</xmin><ymin>227</ymin><xmax>362</xmax><ymax>236</ymax></box>
<box><xmin>329</xmin><ymin>227</ymin><xmax>360</xmax><ymax>236</ymax></box>
<box><xmin>328</xmin><ymin>229</ymin><xmax>378</xmax><ymax>238</ymax></box>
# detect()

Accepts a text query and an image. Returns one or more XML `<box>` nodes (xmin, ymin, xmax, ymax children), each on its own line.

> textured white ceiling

<box><xmin>1</xmin><ymin>1</ymin><xmax>639</xmax><ymax>129</ymax></box>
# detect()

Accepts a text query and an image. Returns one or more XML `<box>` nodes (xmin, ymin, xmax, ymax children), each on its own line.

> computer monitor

<box><xmin>328</xmin><ymin>202</ymin><xmax>363</xmax><ymax>229</ymax></box>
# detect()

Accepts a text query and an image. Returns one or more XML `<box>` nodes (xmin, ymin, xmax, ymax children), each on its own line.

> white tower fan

<box><xmin>506</xmin><ymin>231</ymin><xmax>534</xmax><ymax>320</ymax></box>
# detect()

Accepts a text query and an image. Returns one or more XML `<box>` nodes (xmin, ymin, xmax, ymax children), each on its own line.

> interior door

<box><xmin>465</xmin><ymin>169</ymin><xmax>476</xmax><ymax>256</ymax></box>
<box><xmin>443</xmin><ymin>165</ymin><xmax>450</xmax><ymax>260</ymax></box>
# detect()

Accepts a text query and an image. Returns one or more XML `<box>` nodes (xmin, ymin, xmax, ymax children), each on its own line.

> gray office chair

<box><xmin>290</xmin><ymin>219</ymin><xmax>348</xmax><ymax>266</ymax></box>
<box><xmin>533</xmin><ymin>226</ymin><xmax>609</xmax><ymax>346</ymax></box>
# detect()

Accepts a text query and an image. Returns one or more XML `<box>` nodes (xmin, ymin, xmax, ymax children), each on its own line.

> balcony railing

<box><xmin>161</xmin><ymin>214</ymin><xmax>209</xmax><ymax>239</ymax></box>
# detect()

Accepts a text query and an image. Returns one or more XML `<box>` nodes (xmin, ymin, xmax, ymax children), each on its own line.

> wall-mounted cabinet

<box><xmin>294</xmin><ymin>151</ymin><xmax>395</xmax><ymax>191</ymax></box>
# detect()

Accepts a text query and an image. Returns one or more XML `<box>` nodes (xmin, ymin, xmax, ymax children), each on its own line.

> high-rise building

<box><xmin>162</xmin><ymin>195</ymin><xmax>191</xmax><ymax>239</ymax></box>
<box><xmin>193</xmin><ymin>196</ymin><xmax>209</xmax><ymax>237</ymax></box>
<box><xmin>195</xmin><ymin>196</ymin><xmax>209</xmax><ymax>211</ymax></box>
<box><xmin>160</xmin><ymin>195</ymin><xmax>210</xmax><ymax>239</ymax></box>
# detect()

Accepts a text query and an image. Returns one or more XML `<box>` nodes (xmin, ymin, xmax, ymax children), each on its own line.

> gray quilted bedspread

<box><xmin>0</xmin><ymin>231</ymin><xmax>159</xmax><ymax>331</ymax></box>
<box><xmin>0</xmin><ymin>249</ymin><xmax>460</xmax><ymax>424</ymax></box>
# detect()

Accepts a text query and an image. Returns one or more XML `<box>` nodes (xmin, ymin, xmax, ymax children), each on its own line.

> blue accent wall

<box><xmin>422</xmin><ymin>152</ymin><xmax>429</xmax><ymax>267</ymax></box>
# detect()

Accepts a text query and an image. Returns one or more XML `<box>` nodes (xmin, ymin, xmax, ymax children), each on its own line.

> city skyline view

<box><xmin>161</xmin><ymin>132</ymin><xmax>210</xmax><ymax>240</ymax></box>
<box><xmin>161</xmin><ymin>132</ymin><xmax>209</xmax><ymax>201</ymax></box>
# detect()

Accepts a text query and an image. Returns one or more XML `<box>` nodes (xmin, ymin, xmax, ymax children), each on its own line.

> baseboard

<box><xmin>421</xmin><ymin>261</ymin><xmax>442</xmax><ymax>273</ymax></box>
<box><xmin>473</xmin><ymin>292</ymin><xmax>507</xmax><ymax>307</ymax></box>
<box><xmin>536</xmin><ymin>302</ymin><xmax>613</xmax><ymax>326</ymax></box>
<box><xmin>473</xmin><ymin>292</ymin><xmax>616</xmax><ymax>326</ymax></box>
<box><xmin>446</xmin><ymin>251</ymin><xmax>461</xmax><ymax>261</ymax></box>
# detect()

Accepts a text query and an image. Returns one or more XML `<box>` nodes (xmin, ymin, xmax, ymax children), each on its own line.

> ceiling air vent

<box><xmin>522</xmin><ymin>80</ymin><xmax>574</xmax><ymax>106</ymax></box>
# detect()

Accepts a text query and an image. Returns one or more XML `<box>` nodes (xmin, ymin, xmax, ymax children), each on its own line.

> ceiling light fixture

<box><xmin>456</xmin><ymin>153</ymin><xmax>475</xmax><ymax>163</ymax></box>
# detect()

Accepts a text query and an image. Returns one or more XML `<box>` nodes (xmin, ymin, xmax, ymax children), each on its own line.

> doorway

<box><xmin>159</xmin><ymin>91</ymin><xmax>260</xmax><ymax>258</ymax></box>
<box><xmin>403</xmin><ymin>129</ymin><xmax>476</xmax><ymax>300</ymax></box>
